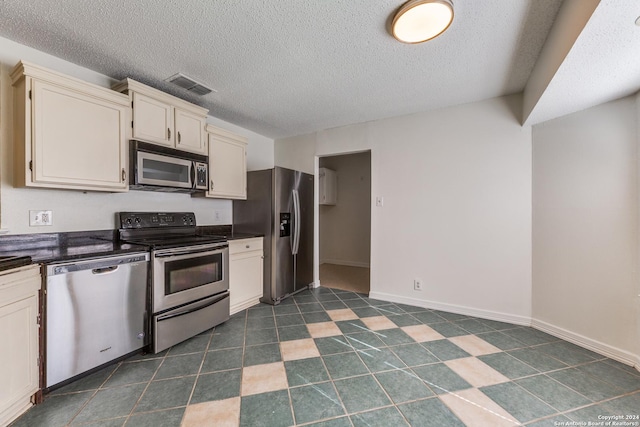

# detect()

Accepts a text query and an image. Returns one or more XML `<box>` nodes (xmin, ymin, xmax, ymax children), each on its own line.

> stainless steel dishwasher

<box><xmin>45</xmin><ymin>252</ymin><xmax>149</xmax><ymax>388</ymax></box>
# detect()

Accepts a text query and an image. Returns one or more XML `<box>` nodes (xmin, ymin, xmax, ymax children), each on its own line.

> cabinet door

<box><xmin>229</xmin><ymin>250</ymin><xmax>264</xmax><ymax>314</ymax></box>
<box><xmin>32</xmin><ymin>80</ymin><xmax>128</xmax><ymax>191</ymax></box>
<box><xmin>132</xmin><ymin>92</ymin><xmax>173</xmax><ymax>147</ymax></box>
<box><xmin>208</xmin><ymin>134</ymin><xmax>247</xmax><ymax>199</ymax></box>
<box><xmin>174</xmin><ymin>108</ymin><xmax>206</xmax><ymax>154</ymax></box>
<box><xmin>0</xmin><ymin>295</ymin><xmax>38</xmax><ymax>426</ymax></box>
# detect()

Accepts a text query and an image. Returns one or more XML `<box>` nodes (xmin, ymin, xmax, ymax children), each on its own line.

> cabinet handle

<box><xmin>122</xmin><ymin>168</ymin><xmax>126</xmax><ymax>182</ymax></box>
<box><xmin>177</xmin><ymin>131</ymin><xmax>181</xmax><ymax>143</ymax></box>
<box><xmin>246</xmin><ymin>245</ymin><xmax>250</xmax><ymax>249</ymax></box>
<box><xmin>210</xmin><ymin>180</ymin><xmax>214</xmax><ymax>190</ymax></box>
<box><xmin>167</xmin><ymin>128</ymin><xmax>171</xmax><ymax>140</ymax></box>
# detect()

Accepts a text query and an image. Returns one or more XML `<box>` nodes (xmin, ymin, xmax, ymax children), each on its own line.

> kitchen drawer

<box><xmin>229</xmin><ymin>238</ymin><xmax>263</xmax><ymax>255</ymax></box>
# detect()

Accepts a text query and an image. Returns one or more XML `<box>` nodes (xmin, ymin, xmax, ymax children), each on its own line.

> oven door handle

<box><xmin>154</xmin><ymin>245</ymin><xmax>227</xmax><ymax>258</ymax></box>
<box><xmin>156</xmin><ymin>292</ymin><xmax>229</xmax><ymax>322</ymax></box>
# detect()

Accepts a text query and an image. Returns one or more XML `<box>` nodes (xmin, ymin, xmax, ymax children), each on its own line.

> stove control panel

<box><xmin>119</xmin><ymin>212</ymin><xmax>196</xmax><ymax>229</ymax></box>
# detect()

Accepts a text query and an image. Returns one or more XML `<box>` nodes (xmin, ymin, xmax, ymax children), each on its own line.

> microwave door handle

<box><xmin>190</xmin><ymin>162</ymin><xmax>195</xmax><ymax>188</ymax></box>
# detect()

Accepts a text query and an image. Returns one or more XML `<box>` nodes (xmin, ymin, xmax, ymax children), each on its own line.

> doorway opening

<box><xmin>318</xmin><ymin>151</ymin><xmax>371</xmax><ymax>294</ymax></box>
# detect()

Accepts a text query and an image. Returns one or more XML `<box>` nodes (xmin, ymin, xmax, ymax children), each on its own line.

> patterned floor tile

<box><xmin>445</xmin><ymin>357</ymin><xmax>510</xmax><ymax>387</ymax></box>
<box><xmin>182</xmin><ymin>398</ymin><xmax>240</xmax><ymax>427</ymax></box>
<box><xmin>125</xmin><ymin>407</ymin><xmax>184</xmax><ymax>427</ymax></box>
<box><xmin>361</xmin><ymin>315</ymin><xmax>397</xmax><ymax>331</ymax></box>
<box><xmin>280</xmin><ymin>338</ymin><xmax>321</xmax><ymax>361</ymax></box>
<box><xmin>16</xmin><ymin>288</ymin><xmax>636</xmax><ymax>427</ymax></box>
<box><xmin>390</xmin><ymin>343</ymin><xmax>439</xmax><ymax>367</ymax></box>
<box><xmin>241</xmin><ymin>362</ymin><xmax>288</xmax><ymax>396</ymax></box>
<box><xmin>374</xmin><ymin>368</ymin><xmax>435</xmax><ymax>403</ymax></box>
<box><xmin>284</xmin><ymin>357</ymin><xmax>330</xmax><ymax>387</ymax></box>
<box><xmin>411</xmin><ymin>363</ymin><xmax>473</xmax><ymax>395</ymax></box>
<box><xmin>134</xmin><ymin>376</ymin><xmax>195</xmax><ymax>413</ymax></box>
<box><xmin>350</xmin><ymin>406</ymin><xmax>410</xmax><ymax>427</ymax></box>
<box><xmin>240</xmin><ymin>390</ymin><xmax>293</xmax><ymax>427</ymax></box>
<box><xmin>398</xmin><ymin>397</ymin><xmax>466</xmax><ymax>427</ymax></box>
<box><xmin>449</xmin><ymin>335</ymin><xmax>502</xmax><ymax>356</ymax></box>
<box><xmin>290</xmin><ymin>382</ymin><xmax>345</xmax><ymax>424</ymax></box>
<box><xmin>74</xmin><ymin>384</ymin><xmax>146</xmax><ymax>423</ymax></box>
<box><xmin>326</xmin><ymin>308</ymin><xmax>358</xmax><ymax>321</ymax></box>
<box><xmin>478</xmin><ymin>352</ymin><xmax>539</xmax><ymax>379</ymax></box>
<box><xmin>307</xmin><ymin>321</ymin><xmax>342</xmax><ymax>338</ymax></box>
<box><xmin>480</xmin><ymin>382</ymin><xmax>556</xmax><ymax>423</ymax></box>
<box><xmin>440</xmin><ymin>387</ymin><xmax>519</xmax><ymax>427</ymax></box>
<box><xmin>243</xmin><ymin>343</ymin><xmax>282</xmax><ymax>366</ymax></box>
<box><xmin>515</xmin><ymin>374</ymin><xmax>591</xmax><ymax>411</ymax></box>
<box><xmin>191</xmin><ymin>369</ymin><xmax>242</xmax><ymax>403</ymax></box>
<box><xmin>422</xmin><ymin>339</ymin><xmax>471</xmax><ymax>361</ymax></box>
<box><xmin>323</xmin><ymin>351</ymin><xmax>370</xmax><ymax>379</ymax></box>
<box><xmin>401</xmin><ymin>324</ymin><xmax>445</xmax><ymax>342</ymax></box>
<box><xmin>333</xmin><ymin>374</ymin><xmax>391</xmax><ymax>413</ymax></box>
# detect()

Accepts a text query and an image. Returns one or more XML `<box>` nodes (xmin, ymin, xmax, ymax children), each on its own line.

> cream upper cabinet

<box><xmin>205</xmin><ymin>125</ymin><xmax>247</xmax><ymax>200</ymax></box>
<box><xmin>131</xmin><ymin>92</ymin><xmax>173</xmax><ymax>146</ymax></box>
<box><xmin>229</xmin><ymin>238</ymin><xmax>264</xmax><ymax>314</ymax></box>
<box><xmin>114</xmin><ymin>79</ymin><xmax>207</xmax><ymax>155</ymax></box>
<box><xmin>174</xmin><ymin>108</ymin><xmax>206</xmax><ymax>154</ymax></box>
<box><xmin>0</xmin><ymin>265</ymin><xmax>41</xmax><ymax>427</ymax></box>
<box><xmin>11</xmin><ymin>61</ymin><xmax>129</xmax><ymax>192</ymax></box>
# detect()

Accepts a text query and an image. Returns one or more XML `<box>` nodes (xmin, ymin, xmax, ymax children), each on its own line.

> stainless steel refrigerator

<box><xmin>233</xmin><ymin>167</ymin><xmax>314</xmax><ymax>304</ymax></box>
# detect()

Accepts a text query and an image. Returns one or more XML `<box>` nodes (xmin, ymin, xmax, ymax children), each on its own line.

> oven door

<box><xmin>152</xmin><ymin>243</ymin><xmax>228</xmax><ymax>313</ymax></box>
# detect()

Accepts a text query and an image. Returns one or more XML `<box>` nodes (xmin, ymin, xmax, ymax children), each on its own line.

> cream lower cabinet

<box><xmin>11</xmin><ymin>61</ymin><xmax>129</xmax><ymax>192</ymax></box>
<box><xmin>205</xmin><ymin>125</ymin><xmax>247</xmax><ymax>200</ymax></box>
<box><xmin>0</xmin><ymin>265</ymin><xmax>41</xmax><ymax>427</ymax></box>
<box><xmin>229</xmin><ymin>238</ymin><xmax>263</xmax><ymax>314</ymax></box>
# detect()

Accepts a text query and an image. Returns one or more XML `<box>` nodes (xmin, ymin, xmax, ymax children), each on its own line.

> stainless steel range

<box><xmin>118</xmin><ymin>212</ymin><xmax>229</xmax><ymax>353</ymax></box>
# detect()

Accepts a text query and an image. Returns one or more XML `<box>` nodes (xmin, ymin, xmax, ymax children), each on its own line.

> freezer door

<box><xmin>294</xmin><ymin>171</ymin><xmax>314</xmax><ymax>291</ymax></box>
<box><xmin>274</xmin><ymin>167</ymin><xmax>295</xmax><ymax>299</ymax></box>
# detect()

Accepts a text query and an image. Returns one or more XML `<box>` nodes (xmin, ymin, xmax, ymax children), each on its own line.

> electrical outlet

<box><xmin>29</xmin><ymin>210</ymin><xmax>53</xmax><ymax>226</ymax></box>
<box><xmin>375</xmin><ymin>196</ymin><xmax>384</xmax><ymax>207</ymax></box>
<box><xmin>214</xmin><ymin>210</ymin><xmax>221</xmax><ymax>221</ymax></box>
<box><xmin>414</xmin><ymin>278</ymin><xmax>423</xmax><ymax>291</ymax></box>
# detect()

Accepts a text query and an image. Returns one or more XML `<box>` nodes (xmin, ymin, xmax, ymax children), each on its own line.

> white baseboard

<box><xmin>230</xmin><ymin>298</ymin><xmax>261</xmax><ymax>315</ymax></box>
<box><xmin>367</xmin><ymin>290</ymin><xmax>640</xmax><ymax>371</ymax></box>
<box><xmin>531</xmin><ymin>318</ymin><xmax>640</xmax><ymax>370</ymax></box>
<box><xmin>320</xmin><ymin>259</ymin><xmax>370</xmax><ymax>268</ymax></box>
<box><xmin>367</xmin><ymin>291</ymin><xmax>531</xmax><ymax>326</ymax></box>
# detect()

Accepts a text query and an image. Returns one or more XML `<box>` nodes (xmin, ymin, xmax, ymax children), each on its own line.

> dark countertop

<box><xmin>226</xmin><ymin>232</ymin><xmax>264</xmax><ymax>240</ymax></box>
<box><xmin>0</xmin><ymin>226</ymin><xmax>262</xmax><ymax>265</ymax></box>
<box><xmin>0</xmin><ymin>230</ymin><xmax>148</xmax><ymax>264</ymax></box>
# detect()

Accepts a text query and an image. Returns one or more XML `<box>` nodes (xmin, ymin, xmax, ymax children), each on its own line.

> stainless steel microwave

<box><xmin>129</xmin><ymin>140</ymin><xmax>208</xmax><ymax>193</ymax></box>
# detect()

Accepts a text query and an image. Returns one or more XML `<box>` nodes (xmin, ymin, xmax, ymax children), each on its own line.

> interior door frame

<box><xmin>314</xmin><ymin>150</ymin><xmax>372</xmax><ymax>291</ymax></box>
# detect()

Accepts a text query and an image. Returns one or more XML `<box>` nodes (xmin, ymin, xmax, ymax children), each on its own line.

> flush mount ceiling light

<box><xmin>391</xmin><ymin>0</ymin><xmax>454</xmax><ymax>44</ymax></box>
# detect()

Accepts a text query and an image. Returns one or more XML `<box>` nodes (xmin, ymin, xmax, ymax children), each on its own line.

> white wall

<box><xmin>0</xmin><ymin>36</ymin><xmax>274</xmax><ymax>234</ymax></box>
<box><xmin>277</xmin><ymin>95</ymin><xmax>533</xmax><ymax>323</ymax></box>
<box><xmin>319</xmin><ymin>152</ymin><xmax>371</xmax><ymax>267</ymax></box>
<box><xmin>532</xmin><ymin>95</ymin><xmax>639</xmax><ymax>364</ymax></box>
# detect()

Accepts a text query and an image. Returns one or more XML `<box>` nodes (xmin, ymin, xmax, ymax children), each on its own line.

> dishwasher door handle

<box><xmin>92</xmin><ymin>266</ymin><xmax>119</xmax><ymax>275</ymax></box>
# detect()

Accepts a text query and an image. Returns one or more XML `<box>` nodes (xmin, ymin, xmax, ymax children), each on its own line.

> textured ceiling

<box><xmin>0</xmin><ymin>0</ymin><xmax>623</xmax><ymax>139</ymax></box>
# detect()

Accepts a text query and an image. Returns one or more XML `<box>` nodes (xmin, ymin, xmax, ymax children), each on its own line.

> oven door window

<box><xmin>165</xmin><ymin>253</ymin><xmax>223</xmax><ymax>294</ymax></box>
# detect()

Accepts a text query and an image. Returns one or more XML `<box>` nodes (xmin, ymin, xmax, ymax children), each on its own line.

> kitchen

<box><xmin>1</xmin><ymin>0</ymin><xmax>640</xmax><ymax>426</ymax></box>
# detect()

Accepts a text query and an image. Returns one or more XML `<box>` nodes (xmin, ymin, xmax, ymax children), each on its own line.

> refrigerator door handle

<box><xmin>292</xmin><ymin>189</ymin><xmax>301</xmax><ymax>255</ymax></box>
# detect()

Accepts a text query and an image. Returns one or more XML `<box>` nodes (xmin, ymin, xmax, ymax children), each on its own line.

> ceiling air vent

<box><xmin>164</xmin><ymin>73</ymin><xmax>215</xmax><ymax>96</ymax></box>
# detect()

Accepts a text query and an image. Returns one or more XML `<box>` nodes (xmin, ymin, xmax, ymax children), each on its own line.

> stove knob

<box><xmin>135</xmin><ymin>217</ymin><xmax>141</xmax><ymax>224</ymax></box>
<box><xmin>125</xmin><ymin>218</ymin><xmax>132</xmax><ymax>226</ymax></box>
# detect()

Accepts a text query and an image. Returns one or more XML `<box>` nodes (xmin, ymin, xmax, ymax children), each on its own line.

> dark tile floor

<box><xmin>10</xmin><ymin>287</ymin><xmax>640</xmax><ymax>426</ymax></box>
